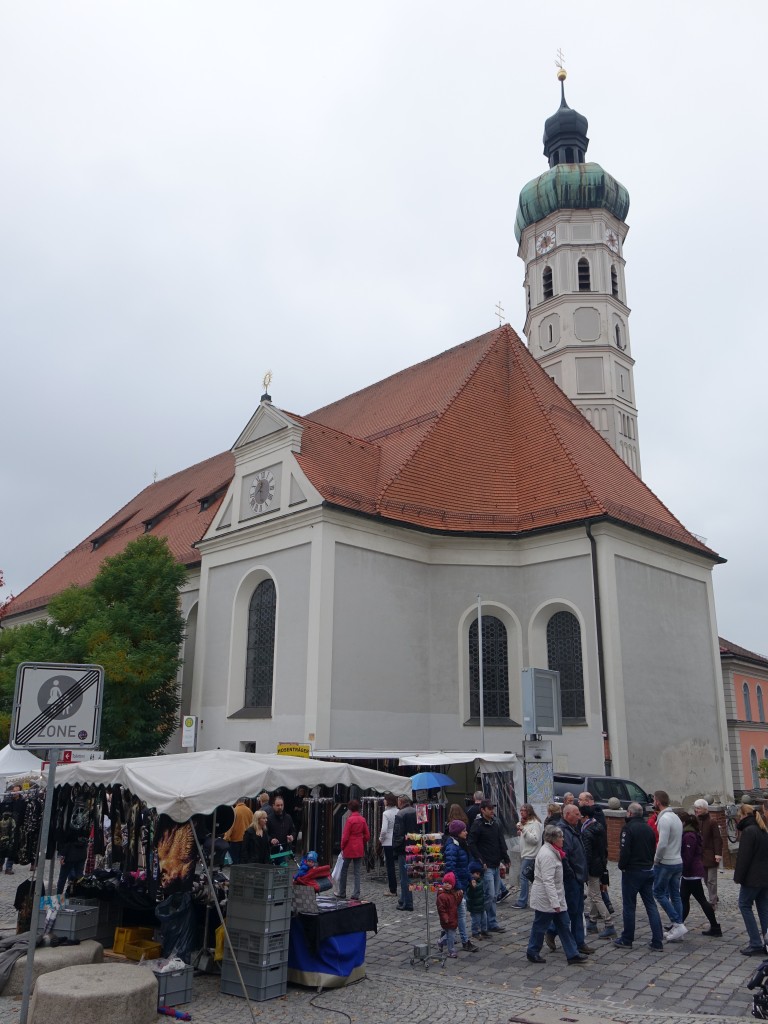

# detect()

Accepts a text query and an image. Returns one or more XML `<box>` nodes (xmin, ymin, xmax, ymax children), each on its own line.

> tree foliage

<box><xmin>0</xmin><ymin>536</ymin><xmax>188</xmax><ymax>757</ymax></box>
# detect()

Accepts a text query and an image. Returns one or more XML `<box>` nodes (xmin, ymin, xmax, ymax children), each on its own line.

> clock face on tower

<box><xmin>605</xmin><ymin>229</ymin><xmax>620</xmax><ymax>253</ymax></box>
<box><xmin>249</xmin><ymin>470</ymin><xmax>276</xmax><ymax>514</ymax></box>
<box><xmin>535</xmin><ymin>230</ymin><xmax>556</xmax><ymax>256</ymax></box>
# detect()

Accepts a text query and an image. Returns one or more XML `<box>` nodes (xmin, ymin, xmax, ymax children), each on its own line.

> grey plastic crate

<box><xmin>228</xmin><ymin>863</ymin><xmax>291</xmax><ymax>903</ymax></box>
<box><xmin>220</xmin><ymin>959</ymin><xmax>287</xmax><ymax>1002</ymax></box>
<box><xmin>68</xmin><ymin>897</ymin><xmax>123</xmax><ymax>944</ymax></box>
<box><xmin>224</xmin><ymin>926</ymin><xmax>290</xmax><ymax>968</ymax></box>
<box><xmin>154</xmin><ymin>964</ymin><xmax>194</xmax><ymax>1008</ymax></box>
<box><xmin>226</xmin><ymin>895</ymin><xmax>292</xmax><ymax>933</ymax></box>
<box><xmin>38</xmin><ymin>905</ymin><xmax>99</xmax><ymax>941</ymax></box>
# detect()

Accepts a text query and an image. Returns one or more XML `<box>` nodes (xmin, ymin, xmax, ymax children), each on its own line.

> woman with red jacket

<box><xmin>338</xmin><ymin>799</ymin><xmax>371</xmax><ymax>901</ymax></box>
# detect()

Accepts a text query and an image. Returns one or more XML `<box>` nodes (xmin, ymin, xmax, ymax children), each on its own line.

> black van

<box><xmin>553</xmin><ymin>773</ymin><xmax>654</xmax><ymax>813</ymax></box>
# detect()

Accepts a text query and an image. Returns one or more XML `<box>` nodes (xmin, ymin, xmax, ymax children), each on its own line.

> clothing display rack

<box><xmin>300</xmin><ymin>798</ymin><xmax>335</xmax><ymax>867</ymax></box>
<box><xmin>360</xmin><ymin>797</ymin><xmax>384</xmax><ymax>875</ymax></box>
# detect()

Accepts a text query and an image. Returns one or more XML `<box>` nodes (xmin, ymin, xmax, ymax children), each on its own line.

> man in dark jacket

<box><xmin>468</xmin><ymin>800</ymin><xmax>509</xmax><ymax>933</ymax></box>
<box><xmin>580</xmin><ymin>804</ymin><xmax>614</xmax><ymax>937</ymax></box>
<box><xmin>694</xmin><ymin>798</ymin><xmax>722</xmax><ymax>912</ymax></box>
<box><xmin>392</xmin><ymin>796</ymin><xmax>418</xmax><ymax>911</ymax></box>
<box><xmin>266</xmin><ymin>796</ymin><xmax>295</xmax><ymax>853</ymax></box>
<box><xmin>734</xmin><ymin>807</ymin><xmax>768</xmax><ymax>955</ymax></box>
<box><xmin>614</xmin><ymin>801</ymin><xmax>664</xmax><ymax>950</ymax></box>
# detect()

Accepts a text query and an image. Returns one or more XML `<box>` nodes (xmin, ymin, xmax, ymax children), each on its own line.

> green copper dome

<box><xmin>515</xmin><ymin>162</ymin><xmax>630</xmax><ymax>242</ymax></box>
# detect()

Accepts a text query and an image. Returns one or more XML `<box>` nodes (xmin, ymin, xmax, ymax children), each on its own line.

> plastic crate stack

<box><xmin>221</xmin><ymin>862</ymin><xmax>293</xmax><ymax>1002</ymax></box>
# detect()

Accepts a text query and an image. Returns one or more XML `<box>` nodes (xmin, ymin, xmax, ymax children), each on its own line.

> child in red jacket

<box><xmin>436</xmin><ymin>872</ymin><xmax>463</xmax><ymax>957</ymax></box>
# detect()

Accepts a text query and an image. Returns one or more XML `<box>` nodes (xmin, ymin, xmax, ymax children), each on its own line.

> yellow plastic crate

<box><xmin>113</xmin><ymin>926</ymin><xmax>154</xmax><ymax>954</ymax></box>
<box><xmin>124</xmin><ymin>938</ymin><xmax>163</xmax><ymax>962</ymax></box>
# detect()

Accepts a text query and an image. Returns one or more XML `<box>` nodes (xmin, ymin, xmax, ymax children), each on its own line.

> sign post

<box><xmin>11</xmin><ymin>662</ymin><xmax>104</xmax><ymax>1024</ymax></box>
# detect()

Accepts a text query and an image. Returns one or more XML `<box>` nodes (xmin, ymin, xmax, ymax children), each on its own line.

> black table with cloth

<box><xmin>288</xmin><ymin>902</ymin><xmax>377</xmax><ymax>990</ymax></box>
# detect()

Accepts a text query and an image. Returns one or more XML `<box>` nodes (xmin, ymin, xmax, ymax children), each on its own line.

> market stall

<box><xmin>44</xmin><ymin>750</ymin><xmax>409</xmax><ymax>1001</ymax></box>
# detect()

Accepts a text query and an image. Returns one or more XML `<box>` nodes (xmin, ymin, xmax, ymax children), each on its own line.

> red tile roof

<box><xmin>6</xmin><ymin>452</ymin><xmax>234</xmax><ymax>619</ymax></box>
<box><xmin>719</xmin><ymin>637</ymin><xmax>768</xmax><ymax>668</ymax></box>
<box><xmin>8</xmin><ymin>325</ymin><xmax>719</xmax><ymax>619</ymax></box>
<box><xmin>295</xmin><ymin>326</ymin><xmax>719</xmax><ymax>554</ymax></box>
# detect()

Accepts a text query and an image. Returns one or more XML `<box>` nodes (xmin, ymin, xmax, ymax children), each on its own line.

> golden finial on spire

<box><xmin>555</xmin><ymin>48</ymin><xmax>567</xmax><ymax>82</ymax></box>
<box><xmin>261</xmin><ymin>370</ymin><xmax>273</xmax><ymax>403</ymax></box>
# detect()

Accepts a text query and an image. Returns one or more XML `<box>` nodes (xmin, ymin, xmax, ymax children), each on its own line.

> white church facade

<box><xmin>7</xmin><ymin>78</ymin><xmax>734</xmax><ymax>805</ymax></box>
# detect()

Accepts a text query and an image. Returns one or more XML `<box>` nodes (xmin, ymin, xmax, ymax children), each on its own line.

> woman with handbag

<box><xmin>513</xmin><ymin>804</ymin><xmax>543</xmax><ymax>909</ymax></box>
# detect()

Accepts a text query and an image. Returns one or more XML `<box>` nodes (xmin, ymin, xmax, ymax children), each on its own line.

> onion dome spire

<box><xmin>543</xmin><ymin>68</ymin><xmax>589</xmax><ymax>167</ymax></box>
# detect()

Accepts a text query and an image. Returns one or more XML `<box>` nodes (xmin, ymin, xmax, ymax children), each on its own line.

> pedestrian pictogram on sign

<box><xmin>11</xmin><ymin>662</ymin><xmax>104</xmax><ymax>750</ymax></box>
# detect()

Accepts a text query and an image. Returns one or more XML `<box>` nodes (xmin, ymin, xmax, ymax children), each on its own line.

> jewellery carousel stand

<box><xmin>409</xmin><ymin>822</ymin><xmax>446</xmax><ymax>970</ymax></box>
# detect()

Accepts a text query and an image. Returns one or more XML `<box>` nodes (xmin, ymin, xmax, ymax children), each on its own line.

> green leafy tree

<box><xmin>0</xmin><ymin>536</ymin><xmax>187</xmax><ymax>757</ymax></box>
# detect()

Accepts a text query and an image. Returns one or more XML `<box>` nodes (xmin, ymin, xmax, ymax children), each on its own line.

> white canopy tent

<box><xmin>54</xmin><ymin>748</ymin><xmax>412</xmax><ymax>820</ymax></box>
<box><xmin>311</xmin><ymin>749</ymin><xmax>518</xmax><ymax>773</ymax></box>
<box><xmin>0</xmin><ymin>744</ymin><xmax>43</xmax><ymax>779</ymax></box>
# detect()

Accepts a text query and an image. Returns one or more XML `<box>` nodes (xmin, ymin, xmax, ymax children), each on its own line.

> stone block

<box><xmin>5</xmin><ymin>939</ymin><xmax>103</xmax><ymax>996</ymax></box>
<box><xmin>29</xmin><ymin>962</ymin><xmax>157</xmax><ymax>1024</ymax></box>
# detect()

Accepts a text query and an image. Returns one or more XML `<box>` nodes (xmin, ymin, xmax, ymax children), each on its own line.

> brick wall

<box><xmin>604</xmin><ymin>810</ymin><xmax>625</xmax><ymax>862</ymax></box>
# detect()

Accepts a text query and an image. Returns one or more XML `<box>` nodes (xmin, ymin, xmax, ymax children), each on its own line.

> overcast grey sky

<box><xmin>2</xmin><ymin>2</ymin><xmax>766</xmax><ymax>654</ymax></box>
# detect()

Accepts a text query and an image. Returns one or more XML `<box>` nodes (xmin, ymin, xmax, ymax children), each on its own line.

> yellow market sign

<box><xmin>277</xmin><ymin>742</ymin><xmax>311</xmax><ymax>758</ymax></box>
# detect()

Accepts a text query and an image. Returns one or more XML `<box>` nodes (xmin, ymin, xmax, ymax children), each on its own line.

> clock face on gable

<box><xmin>248</xmin><ymin>469</ymin><xmax>276</xmax><ymax>514</ymax></box>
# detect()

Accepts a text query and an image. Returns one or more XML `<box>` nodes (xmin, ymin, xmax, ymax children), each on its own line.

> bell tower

<box><xmin>515</xmin><ymin>69</ymin><xmax>641</xmax><ymax>476</ymax></box>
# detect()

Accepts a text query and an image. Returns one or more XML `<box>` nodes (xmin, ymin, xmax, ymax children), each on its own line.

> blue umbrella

<box><xmin>410</xmin><ymin>771</ymin><xmax>455</xmax><ymax>790</ymax></box>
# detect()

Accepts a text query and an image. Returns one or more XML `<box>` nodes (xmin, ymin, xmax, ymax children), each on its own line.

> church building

<box><xmin>7</xmin><ymin>75</ymin><xmax>733</xmax><ymax>804</ymax></box>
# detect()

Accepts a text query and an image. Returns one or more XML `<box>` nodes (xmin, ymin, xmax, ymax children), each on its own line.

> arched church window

<box><xmin>469</xmin><ymin>616</ymin><xmax>509</xmax><ymax>718</ymax></box>
<box><xmin>611</xmin><ymin>265</ymin><xmax>619</xmax><ymax>298</ymax></box>
<box><xmin>543</xmin><ymin>266</ymin><xmax>553</xmax><ymax>300</ymax></box>
<box><xmin>744</xmin><ymin>682</ymin><xmax>753</xmax><ymax>722</ymax></box>
<box><xmin>547</xmin><ymin>611</ymin><xmax>585</xmax><ymax>722</ymax></box>
<box><xmin>245</xmin><ymin>578</ymin><xmax>276</xmax><ymax>709</ymax></box>
<box><xmin>758</xmin><ymin>685</ymin><xmax>765</xmax><ymax>723</ymax></box>
<box><xmin>751</xmin><ymin>748</ymin><xmax>760</xmax><ymax>788</ymax></box>
<box><xmin>578</xmin><ymin>258</ymin><xmax>591</xmax><ymax>291</ymax></box>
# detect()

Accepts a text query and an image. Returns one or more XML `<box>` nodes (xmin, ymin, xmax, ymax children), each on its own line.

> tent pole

<box><xmin>191</xmin><ymin>827</ymin><xmax>258</xmax><ymax>1024</ymax></box>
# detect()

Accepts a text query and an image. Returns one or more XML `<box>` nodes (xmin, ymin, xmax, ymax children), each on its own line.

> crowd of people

<box><xmin>405</xmin><ymin>789</ymin><xmax>740</xmax><ymax>966</ymax></box>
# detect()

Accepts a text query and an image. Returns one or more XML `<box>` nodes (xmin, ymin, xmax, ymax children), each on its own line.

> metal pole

<box><xmin>477</xmin><ymin>594</ymin><xmax>485</xmax><ymax>753</ymax></box>
<box><xmin>20</xmin><ymin>749</ymin><xmax>60</xmax><ymax>1024</ymax></box>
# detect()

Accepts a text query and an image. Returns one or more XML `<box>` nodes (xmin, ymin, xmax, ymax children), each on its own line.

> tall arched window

<box><xmin>469</xmin><ymin>616</ymin><xmax>509</xmax><ymax>718</ymax></box>
<box><xmin>758</xmin><ymin>686</ymin><xmax>765</xmax><ymax>723</ymax></box>
<box><xmin>751</xmin><ymin>748</ymin><xmax>759</xmax><ymax>788</ymax></box>
<box><xmin>547</xmin><ymin>611</ymin><xmax>585</xmax><ymax>722</ymax></box>
<box><xmin>744</xmin><ymin>682</ymin><xmax>753</xmax><ymax>722</ymax></box>
<box><xmin>611</xmin><ymin>265</ymin><xmax>619</xmax><ymax>298</ymax></box>
<box><xmin>245</xmin><ymin>579</ymin><xmax>276</xmax><ymax>709</ymax></box>
<box><xmin>543</xmin><ymin>266</ymin><xmax>553</xmax><ymax>300</ymax></box>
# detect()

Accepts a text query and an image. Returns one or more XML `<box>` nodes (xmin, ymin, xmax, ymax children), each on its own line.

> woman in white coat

<box><xmin>513</xmin><ymin>803</ymin><xmax>543</xmax><ymax>908</ymax></box>
<box><xmin>526</xmin><ymin>825</ymin><xmax>588</xmax><ymax>965</ymax></box>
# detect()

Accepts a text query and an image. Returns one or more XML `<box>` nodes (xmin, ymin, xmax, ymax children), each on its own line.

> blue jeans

<box><xmin>383</xmin><ymin>846</ymin><xmax>397</xmax><ymax>894</ymax></box>
<box><xmin>621</xmin><ymin>868</ymin><xmax>664</xmax><ymax>947</ymax></box>
<box><xmin>482</xmin><ymin>867</ymin><xmax>500</xmax><ymax>928</ymax></box>
<box><xmin>653</xmin><ymin>862</ymin><xmax>683</xmax><ymax>925</ymax></box>
<box><xmin>738</xmin><ymin>884</ymin><xmax>768</xmax><ymax>949</ymax></box>
<box><xmin>528</xmin><ymin>909</ymin><xmax>580</xmax><ymax>959</ymax></box>
<box><xmin>547</xmin><ymin>877</ymin><xmax>585</xmax><ymax>947</ymax></box>
<box><xmin>470</xmin><ymin>908</ymin><xmax>487</xmax><ymax>935</ymax></box>
<box><xmin>514</xmin><ymin>858</ymin><xmax>535</xmax><ymax>907</ymax></box>
<box><xmin>338</xmin><ymin>856</ymin><xmax>362</xmax><ymax>899</ymax></box>
<box><xmin>397</xmin><ymin>854</ymin><xmax>413</xmax><ymax>909</ymax></box>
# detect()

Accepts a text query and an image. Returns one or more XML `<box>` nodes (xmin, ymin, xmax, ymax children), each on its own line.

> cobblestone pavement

<box><xmin>0</xmin><ymin>863</ymin><xmax>758</xmax><ymax>1022</ymax></box>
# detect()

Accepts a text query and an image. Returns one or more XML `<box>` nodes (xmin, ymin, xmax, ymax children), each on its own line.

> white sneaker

<box><xmin>666</xmin><ymin>923</ymin><xmax>688</xmax><ymax>942</ymax></box>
